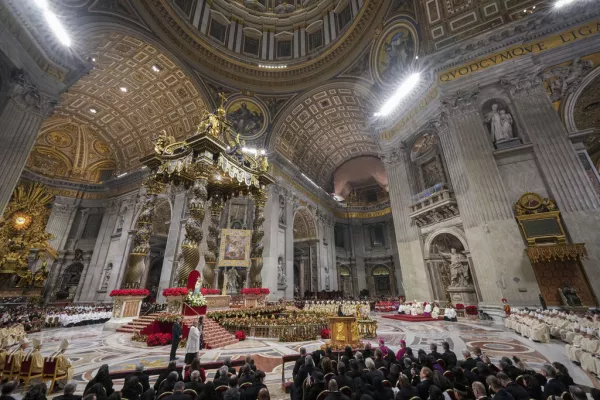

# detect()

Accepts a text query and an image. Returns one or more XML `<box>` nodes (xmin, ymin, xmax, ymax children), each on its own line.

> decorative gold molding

<box><xmin>526</xmin><ymin>244</ymin><xmax>587</xmax><ymax>263</ymax></box>
<box><xmin>335</xmin><ymin>207</ymin><xmax>391</xmax><ymax>219</ymax></box>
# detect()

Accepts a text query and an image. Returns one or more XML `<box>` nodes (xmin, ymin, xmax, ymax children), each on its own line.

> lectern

<box><xmin>329</xmin><ymin>316</ymin><xmax>360</xmax><ymax>348</ymax></box>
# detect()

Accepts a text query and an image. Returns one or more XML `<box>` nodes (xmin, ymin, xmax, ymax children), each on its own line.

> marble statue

<box><xmin>193</xmin><ymin>279</ymin><xmax>201</xmax><ymax>295</ymax></box>
<box><xmin>226</xmin><ymin>268</ymin><xmax>240</xmax><ymax>293</ymax></box>
<box><xmin>277</xmin><ymin>257</ymin><xmax>286</xmax><ymax>288</ymax></box>
<box><xmin>485</xmin><ymin>104</ymin><xmax>514</xmax><ymax>144</ymax></box>
<box><xmin>546</xmin><ymin>58</ymin><xmax>594</xmax><ymax>101</ymax></box>
<box><xmin>100</xmin><ymin>264</ymin><xmax>112</xmax><ymax>291</ymax></box>
<box><xmin>437</xmin><ymin>246</ymin><xmax>471</xmax><ymax>287</ymax></box>
<box><xmin>278</xmin><ymin>196</ymin><xmax>285</xmax><ymax>225</ymax></box>
<box><xmin>325</xmin><ymin>275</ymin><xmax>330</xmax><ymax>290</ymax></box>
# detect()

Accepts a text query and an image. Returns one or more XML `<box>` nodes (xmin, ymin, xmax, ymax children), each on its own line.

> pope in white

<box><xmin>185</xmin><ymin>318</ymin><xmax>202</xmax><ymax>364</ymax></box>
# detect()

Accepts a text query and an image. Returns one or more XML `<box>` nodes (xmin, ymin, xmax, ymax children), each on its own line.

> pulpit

<box><xmin>329</xmin><ymin>316</ymin><xmax>360</xmax><ymax>349</ymax></box>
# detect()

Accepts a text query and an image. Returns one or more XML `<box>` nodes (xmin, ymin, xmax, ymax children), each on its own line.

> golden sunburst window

<box><xmin>12</xmin><ymin>212</ymin><xmax>32</xmax><ymax>231</ymax></box>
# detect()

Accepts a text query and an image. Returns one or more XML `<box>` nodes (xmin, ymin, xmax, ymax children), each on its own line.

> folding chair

<box><xmin>42</xmin><ymin>358</ymin><xmax>67</xmax><ymax>393</ymax></box>
<box><xmin>382</xmin><ymin>380</ymin><xmax>392</xmax><ymax>388</ymax></box>
<box><xmin>183</xmin><ymin>389</ymin><xmax>197</xmax><ymax>399</ymax></box>
<box><xmin>316</xmin><ymin>390</ymin><xmax>329</xmax><ymax>400</ymax></box>
<box><xmin>157</xmin><ymin>391</ymin><xmax>173</xmax><ymax>400</ymax></box>
<box><xmin>340</xmin><ymin>387</ymin><xmax>351</xmax><ymax>397</ymax></box>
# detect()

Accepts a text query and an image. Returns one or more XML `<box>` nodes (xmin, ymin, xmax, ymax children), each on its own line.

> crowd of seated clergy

<box><xmin>289</xmin><ymin>341</ymin><xmax>600</xmax><ymax>400</ymax></box>
<box><xmin>505</xmin><ymin>308</ymin><xmax>600</xmax><ymax>376</ymax></box>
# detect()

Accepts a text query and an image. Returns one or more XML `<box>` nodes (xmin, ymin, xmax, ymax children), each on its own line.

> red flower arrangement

<box><xmin>455</xmin><ymin>304</ymin><xmax>465</xmax><ymax>310</ymax></box>
<box><xmin>162</xmin><ymin>287</ymin><xmax>189</xmax><ymax>297</ymax></box>
<box><xmin>320</xmin><ymin>328</ymin><xmax>331</xmax><ymax>339</ymax></box>
<box><xmin>109</xmin><ymin>289</ymin><xmax>150</xmax><ymax>297</ymax></box>
<box><xmin>241</xmin><ymin>288</ymin><xmax>270</xmax><ymax>295</ymax></box>
<box><xmin>465</xmin><ymin>305</ymin><xmax>478</xmax><ymax>315</ymax></box>
<box><xmin>147</xmin><ymin>333</ymin><xmax>172</xmax><ymax>346</ymax></box>
<box><xmin>234</xmin><ymin>330</ymin><xmax>246</xmax><ymax>341</ymax></box>
<box><xmin>201</xmin><ymin>288</ymin><xmax>221</xmax><ymax>295</ymax></box>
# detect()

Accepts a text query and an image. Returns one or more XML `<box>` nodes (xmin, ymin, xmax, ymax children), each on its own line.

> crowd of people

<box><xmin>290</xmin><ymin>340</ymin><xmax>600</xmax><ymax>400</ymax></box>
<box><xmin>44</xmin><ymin>306</ymin><xmax>112</xmax><ymax>327</ymax></box>
<box><xmin>302</xmin><ymin>301</ymin><xmax>371</xmax><ymax>318</ymax></box>
<box><xmin>505</xmin><ymin>308</ymin><xmax>600</xmax><ymax>376</ymax></box>
<box><xmin>0</xmin><ymin>324</ymin><xmax>25</xmax><ymax>348</ymax></box>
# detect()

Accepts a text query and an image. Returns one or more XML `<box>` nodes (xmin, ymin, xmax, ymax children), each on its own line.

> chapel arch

<box><xmin>292</xmin><ymin>207</ymin><xmax>318</xmax><ymax>297</ymax></box>
<box><xmin>370</xmin><ymin>264</ymin><xmax>392</xmax><ymax>297</ymax></box>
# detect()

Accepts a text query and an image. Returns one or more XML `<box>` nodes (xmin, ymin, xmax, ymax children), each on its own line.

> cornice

<box><xmin>135</xmin><ymin>0</ymin><xmax>386</xmax><ymax>91</ymax></box>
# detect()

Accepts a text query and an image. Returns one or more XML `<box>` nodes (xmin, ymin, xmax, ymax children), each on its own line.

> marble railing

<box><xmin>409</xmin><ymin>187</ymin><xmax>459</xmax><ymax>227</ymax></box>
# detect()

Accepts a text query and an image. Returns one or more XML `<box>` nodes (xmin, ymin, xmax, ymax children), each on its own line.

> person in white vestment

<box><xmin>424</xmin><ymin>303</ymin><xmax>432</xmax><ymax>317</ymax></box>
<box><xmin>185</xmin><ymin>319</ymin><xmax>201</xmax><ymax>364</ymax></box>
<box><xmin>444</xmin><ymin>306</ymin><xmax>457</xmax><ymax>322</ymax></box>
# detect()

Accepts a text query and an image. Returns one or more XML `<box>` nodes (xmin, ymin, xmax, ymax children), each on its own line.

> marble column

<box><xmin>434</xmin><ymin>88</ymin><xmax>538</xmax><ymax>308</ymax></box>
<box><xmin>285</xmin><ymin>193</ymin><xmax>295</xmax><ymax>298</ymax></box>
<box><xmin>157</xmin><ymin>187</ymin><xmax>187</xmax><ymax>302</ymax></box>
<box><xmin>0</xmin><ymin>71</ymin><xmax>57</xmax><ymax>216</ymax></box>
<box><xmin>505</xmin><ymin>76</ymin><xmax>600</xmax><ymax>299</ymax></box>
<box><xmin>349</xmin><ymin>221</ymin><xmax>367</xmax><ymax>293</ymax></box>
<box><xmin>383</xmin><ymin>149</ymin><xmax>432</xmax><ymax>300</ymax></box>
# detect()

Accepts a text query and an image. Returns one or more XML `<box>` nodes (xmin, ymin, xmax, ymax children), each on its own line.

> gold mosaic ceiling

<box><xmin>49</xmin><ymin>32</ymin><xmax>208</xmax><ymax>174</ymax></box>
<box><xmin>293</xmin><ymin>208</ymin><xmax>317</xmax><ymax>241</ymax></box>
<box><xmin>273</xmin><ymin>85</ymin><xmax>378</xmax><ymax>190</ymax></box>
<box><xmin>27</xmin><ymin>118</ymin><xmax>116</xmax><ymax>184</ymax></box>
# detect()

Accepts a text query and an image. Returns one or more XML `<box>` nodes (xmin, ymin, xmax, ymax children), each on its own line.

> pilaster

<box><xmin>504</xmin><ymin>75</ymin><xmax>600</xmax><ymax>299</ymax></box>
<box><xmin>383</xmin><ymin>148</ymin><xmax>432</xmax><ymax>300</ymax></box>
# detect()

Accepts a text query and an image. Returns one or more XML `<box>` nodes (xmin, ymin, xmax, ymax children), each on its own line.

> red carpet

<box><xmin>382</xmin><ymin>314</ymin><xmax>442</xmax><ymax>322</ymax></box>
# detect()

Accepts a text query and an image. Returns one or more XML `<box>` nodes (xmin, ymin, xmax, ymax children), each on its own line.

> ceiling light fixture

<box><xmin>91</xmin><ymin>57</ymin><xmax>96</xmax><ymax>62</ymax></box>
<box><xmin>117</xmin><ymin>172</ymin><xmax>128</xmax><ymax>178</ymax></box>
<box><xmin>152</xmin><ymin>64</ymin><xmax>161</xmax><ymax>72</ymax></box>
<box><xmin>44</xmin><ymin>12</ymin><xmax>71</xmax><ymax>46</ymax></box>
<box><xmin>258</xmin><ymin>64</ymin><xmax>287</xmax><ymax>69</ymax></box>
<box><xmin>374</xmin><ymin>72</ymin><xmax>421</xmax><ymax>117</ymax></box>
<box><xmin>89</xmin><ymin>108</ymin><xmax>97</xmax><ymax>114</ymax></box>
<box><xmin>555</xmin><ymin>0</ymin><xmax>574</xmax><ymax>7</ymax></box>
<box><xmin>34</xmin><ymin>0</ymin><xmax>48</xmax><ymax>10</ymax></box>
<box><xmin>120</xmin><ymin>87</ymin><xmax>128</xmax><ymax>92</ymax></box>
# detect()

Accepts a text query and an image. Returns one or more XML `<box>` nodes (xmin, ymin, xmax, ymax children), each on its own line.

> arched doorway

<box><xmin>56</xmin><ymin>262</ymin><xmax>83</xmax><ymax>300</ymax></box>
<box><xmin>371</xmin><ymin>265</ymin><xmax>391</xmax><ymax>297</ymax></box>
<box><xmin>339</xmin><ymin>265</ymin><xmax>353</xmax><ymax>297</ymax></box>
<box><xmin>293</xmin><ymin>208</ymin><xmax>318</xmax><ymax>298</ymax></box>
<box><xmin>426</xmin><ymin>231</ymin><xmax>477</xmax><ymax>305</ymax></box>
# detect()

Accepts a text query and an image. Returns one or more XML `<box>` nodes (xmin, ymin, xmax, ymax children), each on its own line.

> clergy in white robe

<box><xmin>185</xmin><ymin>319</ymin><xmax>201</xmax><ymax>364</ymax></box>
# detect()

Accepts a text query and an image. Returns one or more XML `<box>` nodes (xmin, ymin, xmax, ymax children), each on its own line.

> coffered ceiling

<box><xmin>46</xmin><ymin>32</ymin><xmax>208</xmax><ymax>175</ymax></box>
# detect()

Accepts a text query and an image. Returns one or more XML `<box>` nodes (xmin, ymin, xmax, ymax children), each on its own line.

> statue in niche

<box><xmin>436</xmin><ymin>246</ymin><xmax>471</xmax><ymax>287</ymax></box>
<box><xmin>325</xmin><ymin>275</ymin><xmax>330</xmax><ymax>291</ymax></box>
<box><xmin>560</xmin><ymin>282</ymin><xmax>582</xmax><ymax>306</ymax></box>
<box><xmin>277</xmin><ymin>257</ymin><xmax>286</xmax><ymax>288</ymax></box>
<box><xmin>278</xmin><ymin>196</ymin><xmax>285</xmax><ymax>225</ymax></box>
<box><xmin>117</xmin><ymin>209</ymin><xmax>126</xmax><ymax>231</ymax></box>
<box><xmin>100</xmin><ymin>264</ymin><xmax>112</xmax><ymax>291</ymax></box>
<box><xmin>485</xmin><ymin>104</ymin><xmax>515</xmax><ymax>144</ymax></box>
<box><xmin>226</xmin><ymin>268</ymin><xmax>240</xmax><ymax>293</ymax></box>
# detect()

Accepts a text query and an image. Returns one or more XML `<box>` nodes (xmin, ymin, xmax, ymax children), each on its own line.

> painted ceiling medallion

<box><xmin>372</xmin><ymin>22</ymin><xmax>418</xmax><ymax>87</ymax></box>
<box><xmin>225</xmin><ymin>97</ymin><xmax>268</xmax><ymax>140</ymax></box>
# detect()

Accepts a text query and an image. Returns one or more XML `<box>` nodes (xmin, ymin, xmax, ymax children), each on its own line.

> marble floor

<box><xmin>26</xmin><ymin>315</ymin><xmax>599</xmax><ymax>398</ymax></box>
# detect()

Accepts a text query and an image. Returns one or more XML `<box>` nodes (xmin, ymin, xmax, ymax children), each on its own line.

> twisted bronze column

<box><xmin>202</xmin><ymin>195</ymin><xmax>224</xmax><ymax>288</ymax></box>
<box><xmin>177</xmin><ymin>178</ymin><xmax>208</xmax><ymax>286</ymax></box>
<box><xmin>249</xmin><ymin>189</ymin><xmax>267</xmax><ymax>286</ymax></box>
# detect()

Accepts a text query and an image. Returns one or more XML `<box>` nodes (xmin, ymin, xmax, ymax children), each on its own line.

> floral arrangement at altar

<box><xmin>320</xmin><ymin>328</ymin><xmax>331</xmax><ymax>339</ymax></box>
<box><xmin>234</xmin><ymin>330</ymin><xmax>246</xmax><ymax>341</ymax></box>
<box><xmin>201</xmin><ymin>288</ymin><xmax>221</xmax><ymax>295</ymax></box>
<box><xmin>109</xmin><ymin>289</ymin><xmax>150</xmax><ymax>297</ymax></box>
<box><xmin>455</xmin><ymin>303</ymin><xmax>465</xmax><ymax>310</ymax></box>
<box><xmin>185</xmin><ymin>291</ymin><xmax>207</xmax><ymax>306</ymax></box>
<box><xmin>147</xmin><ymin>333</ymin><xmax>171</xmax><ymax>346</ymax></box>
<box><xmin>241</xmin><ymin>288</ymin><xmax>270</xmax><ymax>295</ymax></box>
<box><xmin>162</xmin><ymin>287</ymin><xmax>189</xmax><ymax>297</ymax></box>
<box><xmin>155</xmin><ymin>313</ymin><xmax>180</xmax><ymax>323</ymax></box>
<box><xmin>208</xmin><ymin>306</ymin><xmax>285</xmax><ymax>323</ymax></box>
<box><xmin>220</xmin><ymin>312</ymin><xmax>329</xmax><ymax>329</ymax></box>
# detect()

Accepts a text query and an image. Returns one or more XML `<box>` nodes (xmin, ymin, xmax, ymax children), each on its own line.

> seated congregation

<box><xmin>289</xmin><ymin>341</ymin><xmax>599</xmax><ymax>400</ymax></box>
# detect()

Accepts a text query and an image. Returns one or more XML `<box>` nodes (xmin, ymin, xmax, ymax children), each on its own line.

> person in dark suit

<box><xmin>442</xmin><ymin>342</ymin><xmax>458</xmax><ymax>369</ymax></box>
<box><xmin>170</xmin><ymin>317</ymin><xmax>183</xmax><ymax>361</ymax></box>
<box><xmin>497</xmin><ymin>373</ymin><xmax>529</xmax><ymax>400</ymax></box>
<box><xmin>324</xmin><ymin>380</ymin><xmax>349</xmax><ymax>400</ymax></box>
<box><xmin>129</xmin><ymin>365</ymin><xmax>150</xmax><ymax>393</ymax></box>
<box><xmin>365</xmin><ymin>358</ymin><xmax>384</xmax><ymax>385</ymax></box>
<box><xmin>429</xmin><ymin>343</ymin><xmax>444</xmax><ymax>362</ymax></box>
<box><xmin>185</xmin><ymin>370</ymin><xmax>205</xmax><ymax>396</ymax></box>
<box><xmin>214</xmin><ymin>366</ymin><xmax>231</xmax><ymax>388</ymax></box>
<box><xmin>499</xmin><ymin>358</ymin><xmax>523</xmax><ymax>381</ymax></box>
<box><xmin>306</xmin><ymin>372</ymin><xmax>327</xmax><ymax>400</ymax></box>
<box><xmin>416</xmin><ymin>367</ymin><xmax>434</xmax><ymax>400</ymax></box>
<box><xmin>472</xmin><ymin>382</ymin><xmax>490</xmax><ymax>400</ymax></box>
<box><xmin>473</xmin><ymin>348</ymin><xmax>484</xmax><ymax>364</ymax></box>
<box><xmin>241</xmin><ymin>371</ymin><xmax>266</xmax><ymax>400</ymax></box>
<box><xmin>165</xmin><ymin>382</ymin><xmax>189</xmax><ymax>400</ymax></box>
<box><xmin>155</xmin><ymin>361</ymin><xmax>182</xmax><ymax>392</ymax></box>
<box><xmin>459</xmin><ymin>350</ymin><xmax>477</xmax><ymax>372</ymax></box>
<box><xmin>540</xmin><ymin>365</ymin><xmax>566</xmax><ymax>397</ymax></box>
<box><xmin>53</xmin><ymin>383</ymin><xmax>82</xmax><ymax>400</ymax></box>
<box><xmin>293</xmin><ymin>348</ymin><xmax>308</xmax><ymax>378</ymax></box>
<box><xmin>334</xmin><ymin>363</ymin><xmax>353</xmax><ymax>390</ymax></box>
<box><xmin>487</xmin><ymin>376</ymin><xmax>515</xmax><ymax>400</ymax></box>
<box><xmin>395</xmin><ymin>375</ymin><xmax>418</xmax><ymax>400</ymax></box>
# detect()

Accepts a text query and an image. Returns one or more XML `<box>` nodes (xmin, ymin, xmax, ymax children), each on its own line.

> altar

<box><xmin>328</xmin><ymin>316</ymin><xmax>360</xmax><ymax>349</ymax></box>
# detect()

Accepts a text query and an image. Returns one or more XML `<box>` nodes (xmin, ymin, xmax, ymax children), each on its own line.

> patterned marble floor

<box><xmin>26</xmin><ymin>315</ymin><xmax>599</xmax><ymax>399</ymax></box>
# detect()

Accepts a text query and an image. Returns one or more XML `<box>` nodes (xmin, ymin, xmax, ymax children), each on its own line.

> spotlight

<box><xmin>374</xmin><ymin>72</ymin><xmax>421</xmax><ymax>117</ymax></box>
<box><xmin>44</xmin><ymin>11</ymin><xmax>71</xmax><ymax>46</ymax></box>
<box><xmin>117</xmin><ymin>172</ymin><xmax>128</xmax><ymax>178</ymax></box>
<box><xmin>120</xmin><ymin>87</ymin><xmax>128</xmax><ymax>92</ymax></box>
<box><xmin>92</xmin><ymin>58</ymin><xmax>96</xmax><ymax>62</ymax></box>
<box><xmin>152</xmin><ymin>64</ymin><xmax>161</xmax><ymax>72</ymax></box>
<box><xmin>89</xmin><ymin>108</ymin><xmax>97</xmax><ymax>114</ymax></box>
<box><xmin>34</xmin><ymin>0</ymin><xmax>48</xmax><ymax>10</ymax></box>
<box><xmin>416</xmin><ymin>56</ymin><xmax>419</xmax><ymax>60</ymax></box>
<box><xmin>215</xmin><ymin>175</ymin><xmax>222</xmax><ymax>181</ymax></box>
<box><xmin>555</xmin><ymin>0</ymin><xmax>574</xmax><ymax>7</ymax></box>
